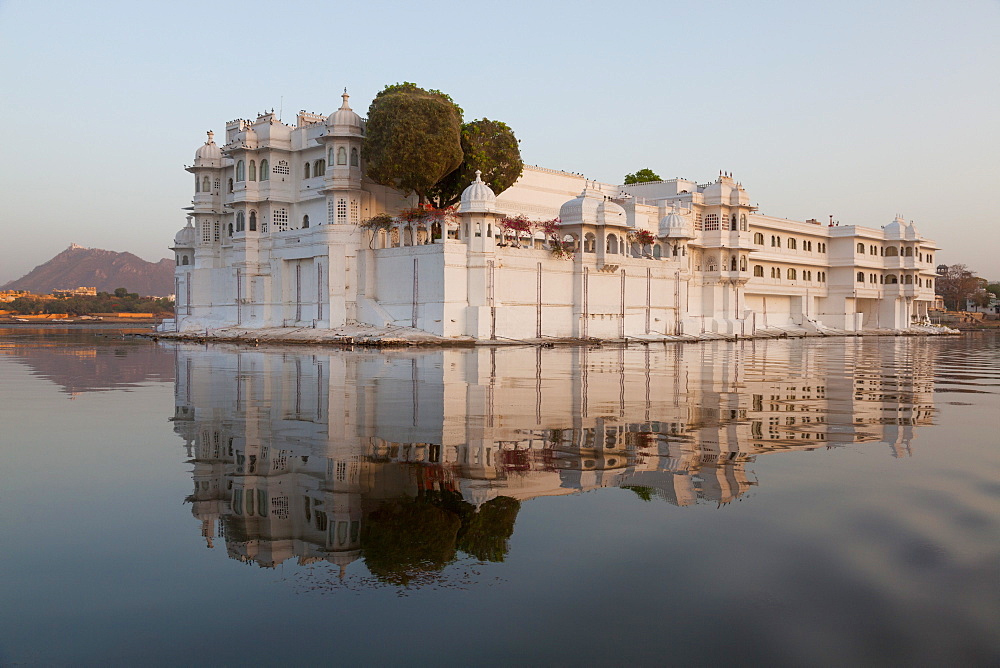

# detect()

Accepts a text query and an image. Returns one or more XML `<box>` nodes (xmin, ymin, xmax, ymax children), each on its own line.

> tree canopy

<box><xmin>363</xmin><ymin>83</ymin><xmax>464</xmax><ymax>202</ymax></box>
<box><xmin>624</xmin><ymin>168</ymin><xmax>662</xmax><ymax>184</ymax></box>
<box><xmin>363</xmin><ymin>84</ymin><xmax>522</xmax><ymax>206</ymax></box>
<box><xmin>935</xmin><ymin>264</ymin><xmax>986</xmax><ymax>310</ymax></box>
<box><xmin>429</xmin><ymin>118</ymin><xmax>523</xmax><ymax>207</ymax></box>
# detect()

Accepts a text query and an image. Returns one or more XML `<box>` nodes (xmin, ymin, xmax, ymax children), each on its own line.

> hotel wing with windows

<box><xmin>170</xmin><ymin>92</ymin><xmax>940</xmax><ymax>340</ymax></box>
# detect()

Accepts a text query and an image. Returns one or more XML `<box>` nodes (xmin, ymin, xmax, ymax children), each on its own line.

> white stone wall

<box><xmin>173</xmin><ymin>107</ymin><xmax>941</xmax><ymax>338</ymax></box>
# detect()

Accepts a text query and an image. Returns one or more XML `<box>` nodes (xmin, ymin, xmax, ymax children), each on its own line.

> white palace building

<box><xmin>169</xmin><ymin>92</ymin><xmax>941</xmax><ymax>340</ymax></box>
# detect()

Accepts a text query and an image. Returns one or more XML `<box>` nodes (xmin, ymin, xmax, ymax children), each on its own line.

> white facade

<box><xmin>171</xmin><ymin>95</ymin><xmax>941</xmax><ymax>339</ymax></box>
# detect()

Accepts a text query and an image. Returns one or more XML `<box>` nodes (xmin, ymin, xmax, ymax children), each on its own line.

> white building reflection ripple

<box><xmin>171</xmin><ymin>339</ymin><xmax>936</xmax><ymax>582</ymax></box>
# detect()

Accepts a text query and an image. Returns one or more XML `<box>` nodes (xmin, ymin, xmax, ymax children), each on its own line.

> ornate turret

<box><xmin>326</xmin><ymin>90</ymin><xmax>364</xmax><ymax>137</ymax></box>
<box><xmin>173</xmin><ymin>216</ymin><xmax>197</xmax><ymax>249</ymax></box>
<box><xmin>193</xmin><ymin>131</ymin><xmax>222</xmax><ymax>168</ymax></box>
<box><xmin>884</xmin><ymin>214</ymin><xmax>909</xmax><ymax>240</ymax></box>
<box><xmin>459</xmin><ymin>171</ymin><xmax>497</xmax><ymax>214</ymax></box>
<box><xmin>559</xmin><ymin>181</ymin><xmax>605</xmax><ymax>226</ymax></box>
<box><xmin>659</xmin><ymin>202</ymin><xmax>693</xmax><ymax>239</ymax></box>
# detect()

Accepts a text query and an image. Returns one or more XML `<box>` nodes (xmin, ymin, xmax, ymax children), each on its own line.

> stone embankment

<box><xmin>147</xmin><ymin>322</ymin><xmax>960</xmax><ymax>347</ymax></box>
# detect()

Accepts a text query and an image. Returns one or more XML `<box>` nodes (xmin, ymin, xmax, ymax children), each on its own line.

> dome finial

<box><xmin>340</xmin><ymin>89</ymin><xmax>351</xmax><ymax>110</ymax></box>
<box><xmin>206</xmin><ymin>130</ymin><xmax>214</xmax><ymax>144</ymax></box>
<box><xmin>474</xmin><ymin>169</ymin><xmax>483</xmax><ymax>183</ymax></box>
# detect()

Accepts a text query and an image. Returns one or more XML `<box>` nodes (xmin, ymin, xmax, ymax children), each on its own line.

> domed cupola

<box><xmin>193</xmin><ymin>131</ymin><xmax>222</xmax><ymax>168</ymax></box>
<box><xmin>458</xmin><ymin>170</ymin><xmax>497</xmax><ymax>213</ymax></box>
<box><xmin>326</xmin><ymin>90</ymin><xmax>364</xmax><ymax>137</ymax></box>
<box><xmin>559</xmin><ymin>181</ymin><xmax>604</xmax><ymax>226</ymax></box>
<box><xmin>173</xmin><ymin>217</ymin><xmax>197</xmax><ymax>249</ymax></box>
<box><xmin>884</xmin><ymin>214</ymin><xmax>908</xmax><ymax>240</ymax></box>
<box><xmin>659</xmin><ymin>202</ymin><xmax>693</xmax><ymax>238</ymax></box>
<box><xmin>596</xmin><ymin>198</ymin><xmax>627</xmax><ymax>227</ymax></box>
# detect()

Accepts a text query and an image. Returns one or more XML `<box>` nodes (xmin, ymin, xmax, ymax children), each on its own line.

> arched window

<box><xmin>730</xmin><ymin>214</ymin><xmax>738</xmax><ymax>231</ymax></box>
<box><xmin>904</xmin><ymin>274</ymin><xmax>913</xmax><ymax>284</ymax></box>
<box><xmin>754</xmin><ymin>232</ymin><xmax>764</xmax><ymax>245</ymax></box>
<box><xmin>181</xmin><ymin>255</ymin><xmax>189</xmax><ymax>266</ymax></box>
<box><xmin>857</xmin><ymin>243</ymin><xmax>865</xmax><ymax>254</ymax></box>
<box><xmin>194</xmin><ymin>175</ymin><xmax>200</xmax><ymax>193</ymax></box>
<box><xmin>303</xmin><ymin>162</ymin><xmax>311</xmax><ymax>179</ymax></box>
<box><xmin>740</xmin><ymin>214</ymin><xmax>747</xmax><ymax>231</ymax></box>
<box><xmin>202</xmin><ymin>176</ymin><xmax>210</xmax><ymax>192</ymax></box>
<box><xmin>328</xmin><ymin>148</ymin><xmax>334</xmax><ymax>164</ymax></box>
<box><xmin>607</xmin><ymin>234</ymin><xmax>618</xmax><ymax>254</ymax></box>
<box><xmin>787</xmin><ymin>268</ymin><xmax>797</xmax><ymax>280</ymax></box>
<box><xmin>314</xmin><ymin>159</ymin><xmax>326</xmax><ymax>174</ymax></box>
<box><xmin>904</xmin><ymin>247</ymin><xmax>913</xmax><ymax>256</ymax></box>
<box><xmin>885</xmin><ymin>246</ymin><xmax>898</xmax><ymax>256</ymax></box>
<box><xmin>870</xmin><ymin>274</ymin><xmax>876</xmax><ymax>283</ymax></box>
<box><xmin>788</xmin><ymin>238</ymin><xmax>797</xmax><ymax>250</ymax></box>
<box><xmin>879</xmin><ymin>275</ymin><xmax>884</xmax><ymax>284</ymax></box>
<box><xmin>260</xmin><ymin>160</ymin><xmax>269</xmax><ymax>181</ymax></box>
<box><xmin>228</xmin><ymin>222</ymin><xmax>234</xmax><ymax>236</ymax></box>
<box><xmin>730</xmin><ymin>256</ymin><xmax>737</xmax><ymax>271</ymax></box>
<box><xmin>337</xmin><ymin>146</ymin><xmax>347</xmax><ymax>165</ymax></box>
<box><xmin>350</xmin><ymin>147</ymin><xmax>359</xmax><ymax>166</ymax></box>
<box><xmin>228</xmin><ymin>178</ymin><xmax>234</xmax><ymax>192</ymax></box>
<box><xmin>236</xmin><ymin>160</ymin><xmax>245</xmax><ymax>182</ymax></box>
<box><xmin>887</xmin><ymin>274</ymin><xmax>897</xmax><ymax>284</ymax></box>
<box><xmin>754</xmin><ymin>265</ymin><xmax>764</xmax><ymax>277</ymax></box>
<box><xmin>249</xmin><ymin>211</ymin><xmax>257</xmax><ymax>232</ymax></box>
<box><xmin>248</xmin><ymin>160</ymin><xmax>256</xmax><ymax>181</ymax></box>
<box><xmin>302</xmin><ymin>215</ymin><xmax>310</xmax><ymax>229</ymax></box>
<box><xmin>584</xmin><ymin>233</ymin><xmax>596</xmax><ymax>253</ymax></box>
<box><xmin>653</xmin><ymin>244</ymin><xmax>662</xmax><ymax>259</ymax></box>
<box><xmin>236</xmin><ymin>212</ymin><xmax>245</xmax><ymax>232</ymax></box>
<box><xmin>857</xmin><ymin>272</ymin><xmax>864</xmax><ymax>282</ymax></box>
<box><xmin>740</xmin><ymin>256</ymin><xmax>747</xmax><ymax>272</ymax></box>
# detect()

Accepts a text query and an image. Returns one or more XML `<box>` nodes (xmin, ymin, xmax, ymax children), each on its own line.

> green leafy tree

<box><xmin>624</xmin><ymin>168</ymin><xmax>662</xmax><ymax>184</ymax></box>
<box><xmin>114</xmin><ymin>287</ymin><xmax>128</xmax><ymax>298</ymax></box>
<box><xmin>361</xmin><ymin>496</ymin><xmax>461</xmax><ymax>586</ymax></box>
<box><xmin>455</xmin><ymin>496</ymin><xmax>521</xmax><ymax>562</ymax></box>
<box><xmin>429</xmin><ymin>119</ymin><xmax>523</xmax><ymax>207</ymax></box>
<box><xmin>986</xmin><ymin>283</ymin><xmax>1000</xmax><ymax>299</ymax></box>
<box><xmin>363</xmin><ymin>83</ymin><xmax>463</xmax><ymax>203</ymax></box>
<box><xmin>622</xmin><ymin>485</ymin><xmax>656</xmax><ymax>502</ymax></box>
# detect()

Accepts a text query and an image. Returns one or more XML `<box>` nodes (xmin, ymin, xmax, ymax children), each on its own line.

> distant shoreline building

<box><xmin>170</xmin><ymin>92</ymin><xmax>940</xmax><ymax>339</ymax></box>
<box><xmin>51</xmin><ymin>287</ymin><xmax>97</xmax><ymax>298</ymax></box>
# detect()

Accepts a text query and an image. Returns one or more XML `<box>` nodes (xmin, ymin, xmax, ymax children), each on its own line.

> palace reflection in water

<box><xmin>171</xmin><ymin>339</ymin><xmax>935</xmax><ymax>583</ymax></box>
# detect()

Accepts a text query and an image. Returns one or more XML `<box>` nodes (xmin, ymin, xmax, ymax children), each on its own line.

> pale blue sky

<box><xmin>1</xmin><ymin>0</ymin><xmax>997</xmax><ymax>283</ymax></box>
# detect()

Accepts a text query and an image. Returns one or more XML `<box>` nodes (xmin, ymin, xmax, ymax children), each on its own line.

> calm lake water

<box><xmin>1</xmin><ymin>326</ymin><xmax>997</xmax><ymax>666</ymax></box>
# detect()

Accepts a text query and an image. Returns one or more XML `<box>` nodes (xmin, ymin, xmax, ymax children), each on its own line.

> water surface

<box><xmin>1</xmin><ymin>326</ymin><xmax>997</xmax><ymax>665</ymax></box>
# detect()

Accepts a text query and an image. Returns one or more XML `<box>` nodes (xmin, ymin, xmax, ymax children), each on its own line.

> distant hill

<box><xmin>2</xmin><ymin>244</ymin><xmax>175</xmax><ymax>297</ymax></box>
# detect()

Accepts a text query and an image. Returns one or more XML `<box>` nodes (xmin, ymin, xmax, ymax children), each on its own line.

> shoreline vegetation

<box><xmin>0</xmin><ymin>289</ymin><xmax>173</xmax><ymax>320</ymax></box>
